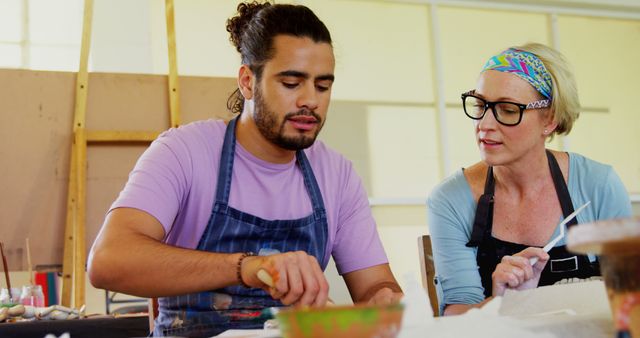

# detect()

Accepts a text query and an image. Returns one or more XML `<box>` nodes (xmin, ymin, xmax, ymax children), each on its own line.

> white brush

<box><xmin>529</xmin><ymin>201</ymin><xmax>591</xmax><ymax>266</ymax></box>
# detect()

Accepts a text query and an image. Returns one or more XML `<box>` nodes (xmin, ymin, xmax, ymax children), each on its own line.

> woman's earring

<box><xmin>543</xmin><ymin>129</ymin><xmax>549</xmax><ymax>135</ymax></box>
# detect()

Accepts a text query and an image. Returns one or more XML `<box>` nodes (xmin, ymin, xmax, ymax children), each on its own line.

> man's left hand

<box><xmin>367</xmin><ymin>287</ymin><xmax>403</xmax><ymax>306</ymax></box>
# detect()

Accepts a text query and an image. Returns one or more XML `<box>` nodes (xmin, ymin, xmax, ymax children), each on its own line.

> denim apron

<box><xmin>153</xmin><ymin>117</ymin><xmax>329</xmax><ymax>337</ymax></box>
<box><xmin>466</xmin><ymin>150</ymin><xmax>599</xmax><ymax>298</ymax></box>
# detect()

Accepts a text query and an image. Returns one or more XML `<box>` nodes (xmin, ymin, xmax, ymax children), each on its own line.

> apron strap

<box><xmin>545</xmin><ymin>150</ymin><xmax>577</xmax><ymax>227</ymax></box>
<box><xmin>215</xmin><ymin>117</ymin><xmax>327</xmax><ymax>220</ymax></box>
<box><xmin>467</xmin><ymin>167</ymin><xmax>495</xmax><ymax>247</ymax></box>
<box><xmin>214</xmin><ymin>117</ymin><xmax>239</xmax><ymax>206</ymax></box>
<box><xmin>296</xmin><ymin>150</ymin><xmax>327</xmax><ymax>221</ymax></box>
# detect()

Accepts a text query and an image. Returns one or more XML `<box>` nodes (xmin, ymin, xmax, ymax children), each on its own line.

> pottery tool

<box><xmin>26</xmin><ymin>238</ymin><xmax>33</xmax><ymax>285</ymax></box>
<box><xmin>0</xmin><ymin>242</ymin><xmax>11</xmax><ymax>291</ymax></box>
<box><xmin>530</xmin><ymin>201</ymin><xmax>591</xmax><ymax>265</ymax></box>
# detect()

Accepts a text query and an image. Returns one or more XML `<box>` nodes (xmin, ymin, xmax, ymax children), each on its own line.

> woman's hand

<box><xmin>491</xmin><ymin>247</ymin><xmax>549</xmax><ymax>297</ymax></box>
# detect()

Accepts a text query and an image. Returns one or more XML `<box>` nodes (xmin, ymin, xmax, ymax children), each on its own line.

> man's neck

<box><xmin>235</xmin><ymin>113</ymin><xmax>296</xmax><ymax>164</ymax></box>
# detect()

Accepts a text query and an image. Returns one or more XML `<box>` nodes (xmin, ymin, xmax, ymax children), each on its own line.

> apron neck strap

<box><xmin>295</xmin><ymin>149</ymin><xmax>327</xmax><ymax>218</ymax></box>
<box><xmin>467</xmin><ymin>166</ymin><xmax>495</xmax><ymax>247</ymax></box>
<box><xmin>214</xmin><ymin>116</ymin><xmax>239</xmax><ymax>204</ymax></box>
<box><xmin>546</xmin><ymin>150</ymin><xmax>577</xmax><ymax>226</ymax></box>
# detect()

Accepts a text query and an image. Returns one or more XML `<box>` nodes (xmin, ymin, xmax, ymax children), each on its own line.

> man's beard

<box><xmin>253</xmin><ymin>87</ymin><xmax>323</xmax><ymax>151</ymax></box>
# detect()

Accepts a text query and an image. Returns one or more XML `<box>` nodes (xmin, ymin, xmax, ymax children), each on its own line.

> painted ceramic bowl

<box><xmin>276</xmin><ymin>303</ymin><xmax>404</xmax><ymax>338</ymax></box>
<box><xmin>567</xmin><ymin>217</ymin><xmax>640</xmax><ymax>338</ymax></box>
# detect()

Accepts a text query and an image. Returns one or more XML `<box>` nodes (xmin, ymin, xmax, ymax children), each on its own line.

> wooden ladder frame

<box><xmin>60</xmin><ymin>0</ymin><xmax>182</xmax><ymax>308</ymax></box>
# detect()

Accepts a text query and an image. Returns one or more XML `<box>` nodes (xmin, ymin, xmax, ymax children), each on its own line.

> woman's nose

<box><xmin>477</xmin><ymin>107</ymin><xmax>499</xmax><ymax>130</ymax></box>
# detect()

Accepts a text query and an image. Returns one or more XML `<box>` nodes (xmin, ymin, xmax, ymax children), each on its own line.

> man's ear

<box><xmin>238</xmin><ymin>65</ymin><xmax>254</xmax><ymax>100</ymax></box>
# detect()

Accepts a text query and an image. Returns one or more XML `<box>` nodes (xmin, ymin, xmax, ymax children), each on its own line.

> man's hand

<box><xmin>240</xmin><ymin>251</ymin><xmax>329</xmax><ymax>307</ymax></box>
<box><xmin>367</xmin><ymin>286</ymin><xmax>403</xmax><ymax>306</ymax></box>
<box><xmin>492</xmin><ymin>247</ymin><xmax>549</xmax><ymax>297</ymax></box>
<box><xmin>343</xmin><ymin>264</ymin><xmax>403</xmax><ymax>305</ymax></box>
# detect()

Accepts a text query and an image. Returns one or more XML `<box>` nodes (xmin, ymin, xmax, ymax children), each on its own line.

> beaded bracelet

<box><xmin>236</xmin><ymin>252</ymin><xmax>256</xmax><ymax>288</ymax></box>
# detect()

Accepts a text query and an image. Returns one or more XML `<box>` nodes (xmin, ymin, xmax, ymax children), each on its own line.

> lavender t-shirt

<box><xmin>110</xmin><ymin>119</ymin><xmax>387</xmax><ymax>274</ymax></box>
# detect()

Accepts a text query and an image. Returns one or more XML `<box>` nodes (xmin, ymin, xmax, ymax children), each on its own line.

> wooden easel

<box><xmin>60</xmin><ymin>0</ymin><xmax>182</xmax><ymax>308</ymax></box>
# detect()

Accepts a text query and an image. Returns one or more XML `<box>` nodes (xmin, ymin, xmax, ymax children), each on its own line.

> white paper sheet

<box><xmin>399</xmin><ymin>297</ymin><xmax>556</xmax><ymax>338</ymax></box>
<box><xmin>499</xmin><ymin>280</ymin><xmax>610</xmax><ymax>317</ymax></box>
<box><xmin>213</xmin><ymin>328</ymin><xmax>280</xmax><ymax>338</ymax></box>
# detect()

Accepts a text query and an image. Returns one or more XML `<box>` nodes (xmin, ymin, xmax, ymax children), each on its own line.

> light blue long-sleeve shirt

<box><xmin>427</xmin><ymin>152</ymin><xmax>632</xmax><ymax>314</ymax></box>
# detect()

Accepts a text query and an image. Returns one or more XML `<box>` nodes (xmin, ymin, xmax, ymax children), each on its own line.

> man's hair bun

<box><xmin>226</xmin><ymin>1</ymin><xmax>271</xmax><ymax>53</ymax></box>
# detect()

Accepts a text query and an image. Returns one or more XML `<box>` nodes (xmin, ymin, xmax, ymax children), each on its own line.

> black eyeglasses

<box><xmin>461</xmin><ymin>90</ymin><xmax>551</xmax><ymax>126</ymax></box>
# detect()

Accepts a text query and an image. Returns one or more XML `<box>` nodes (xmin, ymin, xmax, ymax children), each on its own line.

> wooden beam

<box><xmin>87</xmin><ymin>130</ymin><xmax>160</xmax><ymax>143</ymax></box>
<box><xmin>73</xmin><ymin>0</ymin><xmax>93</xmax><ymax>132</ymax></box>
<box><xmin>63</xmin><ymin>0</ymin><xmax>93</xmax><ymax>309</ymax></box>
<box><xmin>73</xmin><ymin>128</ymin><xmax>88</xmax><ymax>308</ymax></box>
<box><xmin>60</xmin><ymin>141</ymin><xmax>77</xmax><ymax>307</ymax></box>
<box><xmin>165</xmin><ymin>0</ymin><xmax>181</xmax><ymax>128</ymax></box>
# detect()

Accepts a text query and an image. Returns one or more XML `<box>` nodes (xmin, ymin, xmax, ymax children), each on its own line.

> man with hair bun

<box><xmin>88</xmin><ymin>1</ymin><xmax>402</xmax><ymax>336</ymax></box>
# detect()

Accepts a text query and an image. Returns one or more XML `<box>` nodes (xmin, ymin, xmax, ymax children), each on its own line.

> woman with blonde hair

<box><xmin>427</xmin><ymin>43</ymin><xmax>631</xmax><ymax>316</ymax></box>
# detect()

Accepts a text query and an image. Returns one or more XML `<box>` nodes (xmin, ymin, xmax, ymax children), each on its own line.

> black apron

<box><xmin>466</xmin><ymin>150</ymin><xmax>599</xmax><ymax>298</ymax></box>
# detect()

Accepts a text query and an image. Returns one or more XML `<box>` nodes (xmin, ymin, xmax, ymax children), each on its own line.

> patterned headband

<box><xmin>481</xmin><ymin>48</ymin><xmax>553</xmax><ymax>99</ymax></box>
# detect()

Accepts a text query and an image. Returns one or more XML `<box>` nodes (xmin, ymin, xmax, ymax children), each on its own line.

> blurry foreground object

<box><xmin>567</xmin><ymin>217</ymin><xmax>640</xmax><ymax>338</ymax></box>
<box><xmin>276</xmin><ymin>303</ymin><xmax>404</xmax><ymax>338</ymax></box>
